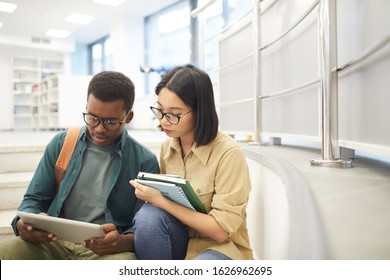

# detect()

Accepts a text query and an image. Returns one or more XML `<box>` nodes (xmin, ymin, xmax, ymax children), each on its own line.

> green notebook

<box><xmin>136</xmin><ymin>172</ymin><xmax>207</xmax><ymax>213</ymax></box>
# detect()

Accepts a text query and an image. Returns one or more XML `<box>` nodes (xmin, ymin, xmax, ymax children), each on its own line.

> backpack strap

<box><xmin>54</xmin><ymin>127</ymin><xmax>81</xmax><ymax>193</ymax></box>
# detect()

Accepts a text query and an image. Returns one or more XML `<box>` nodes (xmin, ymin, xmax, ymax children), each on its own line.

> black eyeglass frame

<box><xmin>150</xmin><ymin>106</ymin><xmax>192</xmax><ymax>125</ymax></box>
<box><xmin>82</xmin><ymin>112</ymin><xmax>128</xmax><ymax>131</ymax></box>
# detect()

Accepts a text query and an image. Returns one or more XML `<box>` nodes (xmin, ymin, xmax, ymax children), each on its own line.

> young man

<box><xmin>0</xmin><ymin>71</ymin><xmax>159</xmax><ymax>259</ymax></box>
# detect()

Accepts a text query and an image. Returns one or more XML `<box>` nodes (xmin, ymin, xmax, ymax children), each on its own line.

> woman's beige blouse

<box><xmin>160</xmin><ymin>131</ymin><xmax>253</xmax><ymax>260</ymax></box>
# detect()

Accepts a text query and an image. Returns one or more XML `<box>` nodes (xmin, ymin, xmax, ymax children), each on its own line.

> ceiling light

<box><xmin>66</xmin><ymin>13</ymin><xmax>94</xmax><ymax>25</ymax></box>
<box><xmin>0</xmin><ymin>22</ymin><xmax>3</xmax><ymax>28</ymax></box>
<box><xmin>93</xmin><ymin>0</ymin><xmax>126</xmax><ymax>7</ymax></box>
<box><xmin>0</xmin><ymin>1</ymin><xmax>17</xmax><ymax>13</ymax></box>
<box><xmin>45</xmin><ymin>29</ymin><xmax>71</xmax><ymax>39</ymax></box>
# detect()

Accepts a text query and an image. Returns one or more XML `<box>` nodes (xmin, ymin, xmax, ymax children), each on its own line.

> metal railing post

<box><xmin>310</xmin><ymin>0</ymin><xmax>352</xmax><ymax>168</ymax></box>
<box><xmin>250</xmin><ymin>0</ymin><xmax>262</xmax><ymax>145</ymax></box>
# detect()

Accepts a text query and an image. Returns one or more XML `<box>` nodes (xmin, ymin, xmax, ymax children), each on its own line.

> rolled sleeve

<box><xmin>209</xmin><ymin>147</ymin><xmax>251</xmax><ymax>235</ymax></box>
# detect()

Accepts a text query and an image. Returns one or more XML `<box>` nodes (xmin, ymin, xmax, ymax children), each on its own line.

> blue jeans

<box><xmin>133</xmin><ymin>203</ymin><xmax>231</xmax><ymax>260</ymax></box>
<box><xmin>133</xmin><ymin>203</ymin><xmax>189</xmax><ymax>260</ymax></box>
<box><xmin>193</xmin><ymin>249</ymin><xmax>231</xmax><ymax>260</ymax></box>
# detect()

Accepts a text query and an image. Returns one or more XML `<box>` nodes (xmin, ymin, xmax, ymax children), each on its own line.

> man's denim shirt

<box><xmin>12</xmin><ymin>126</ymin><xmax>159</xmax><ymax>235</ymax></box>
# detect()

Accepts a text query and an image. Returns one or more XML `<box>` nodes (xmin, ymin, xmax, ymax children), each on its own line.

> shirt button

<box><xmin>196</xmin><ymin>189</ymin><xmax>201</xmax><ymax>194</ymax></box>
<box><xmin>73</xmin><ymin>170</ymin><xmax>78</xmax><ymax>175</ymax></box>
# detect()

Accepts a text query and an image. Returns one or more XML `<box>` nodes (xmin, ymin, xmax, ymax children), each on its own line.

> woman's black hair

<box><xmin>155</xmin><ymin>64</ymin><xmax>219</xmax><ymax>146</ymax></box>
<box><xmin>87</xmin><ymin>71</ymin><xmax>135</xmax><ymax>113</ymax></box>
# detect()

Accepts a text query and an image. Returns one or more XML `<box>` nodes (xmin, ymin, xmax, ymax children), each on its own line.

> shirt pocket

<box><xmin>190</xmin><ymin>179</ymin><xmax>214</xmax><ymax>213</ymax></box>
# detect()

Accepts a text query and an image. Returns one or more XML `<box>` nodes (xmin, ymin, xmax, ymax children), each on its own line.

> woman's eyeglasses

<box><xmin>150</xmin><ymin>106</ymin><xmax>192</xmax><ymax>125</ymax></box>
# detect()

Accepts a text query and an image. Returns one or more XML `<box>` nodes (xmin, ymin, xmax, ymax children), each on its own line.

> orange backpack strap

<box><xmin>54</xmin><ymin>127</ymin><xmax>81</xmax><ymax>193</ymax></box>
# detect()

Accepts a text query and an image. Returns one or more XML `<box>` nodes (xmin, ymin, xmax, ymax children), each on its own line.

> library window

<box><xmin>198</xmin><ymin>0</ymin><xmax>252</xmax><ymax>72</ymax></box>
<box><xmin>143</xmin><ymin>0</ymin><xmax>196</xmax><ymax>95</ymax></box>
<box><xmin>89</xmin><ymin>36</ymin><xmax>114</xmax><ymax>75</ymax></box>
<box><xmin>143</xmin><ymin>0</ymin><xmax>252</xmax><ymax>93</ymax></box>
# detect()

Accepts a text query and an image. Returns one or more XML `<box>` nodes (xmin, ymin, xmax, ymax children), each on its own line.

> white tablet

<box><xmin>17</xmin><ymin>211</ymin><xmax>105</xmax><ymax>243</ymax></box>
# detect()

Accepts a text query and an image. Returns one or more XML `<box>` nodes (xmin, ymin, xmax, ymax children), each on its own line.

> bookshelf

<box><xmin>11</xmin><ymin>56</ymin><xmax>63</xmax><ymax>130</ymax></box>
<box><xmin>33</xmin><ymin>74</ymin><xmax>92</xmax><ymax>130</ymax></box>
<box><xmin>12</xmin><ymin>57</ymin><xmax>40</xmax><ymax>129</ymax></box>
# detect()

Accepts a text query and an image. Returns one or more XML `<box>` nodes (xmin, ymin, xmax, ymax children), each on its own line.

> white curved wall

<box><xmin>246</xmin><ymin>157</ymin><xmax>289</xmax><ymax>260</ymax></box>
<box><xmin>244</xmin><ymin>146</ymin><xmax>328</xmax><ymax>260</ymax></box>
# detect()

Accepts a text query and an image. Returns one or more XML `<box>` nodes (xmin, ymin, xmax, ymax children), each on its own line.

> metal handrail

<box><xmin>260</xmin><ymin>78</ymin><xmax>321</xmax><ymax>100</ymax></box>
<box><xmin>219</xmin><ymin>53</ymin><xmax>253</xmax><ymax>71</ymax></box>
<box><xmin>260</xmin><ymin>0</ymin><xmax>319</xmax><ymax>51</ymax></box>
<box><xmin>191</xmin><ymin>0</ymin><xmax>218</xmax><ymax>18</ymax></box>
<box><xmin>310</xmin><ymin>0</ymin><xmax>352</xmax><ymax>168</ymax></box>
<box><xmin>252</xmin><ymin>0</ymin><xmax>262</xmax><ymax>144</ymax></box>
<box><xmin>201</xmin><ymin>10</ymin><xmax>252</xmax><ymax>44</ymax></box>
<box><xmin>196</xmin><ymin>0</ymin><xmax>277</xmax><ymax>44</ymax></box>
<box><xmin>192</xmin><ymin>0</ymin><xmax>353</xmax><ymax>167</ymax></box>
<box><xmin>337</xmin><ymin>34</ymin><xmax>390</xmax><ymax>73</ymax></box>
<box><xmin>260</xmin><ymin>0</ymin><xmax>280</xmax><ymax>15</ymax></box>
<box><xmin>218</xmin><ymin>98</ymin><xmax>254</xmax><ymax>106</ymax></box>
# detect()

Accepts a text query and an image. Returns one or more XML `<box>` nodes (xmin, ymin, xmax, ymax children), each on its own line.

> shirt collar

<box><xmin>79</xmin><ymin>125</ymin><xmax>88</xmax><ymax>141</ymax></box>
<box><xmin>118</xmin><ymin>128</ymin><xmax>129</xmax><ymax>151</ymax></box>
<box><xmin>166</xmin><ymin>137</ymin><xmax>212</xmax><ymax>166</ymax></box>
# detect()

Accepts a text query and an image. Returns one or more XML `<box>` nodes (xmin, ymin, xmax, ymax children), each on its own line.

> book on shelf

<box><xmin>135</xmin><ymin>172</ymin><xmax>207</xmax><ymax>213</ymax></box>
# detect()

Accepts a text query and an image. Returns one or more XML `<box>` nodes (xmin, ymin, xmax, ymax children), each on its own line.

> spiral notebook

<box><xmin>136</xmin><ymin>172</ymin><xmax>207</xmax><ymax>213</ymax></box>
<box><xmin>135</xmin><ymin>179</ymin><xmax>196</xmax><ymax>211</ymax></box>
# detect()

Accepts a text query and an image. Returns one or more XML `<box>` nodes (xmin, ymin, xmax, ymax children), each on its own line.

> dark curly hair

<box><xmin>87</xmin><ymin>71</ymin><xmax>135</xmax><ymax>113</ymax></box>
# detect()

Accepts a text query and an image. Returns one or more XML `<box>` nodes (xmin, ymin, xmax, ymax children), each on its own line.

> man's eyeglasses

<box><xmin>83</xmin><ymin>113</ymin><xmax>128</xmax><ymax>131</ymax></box>
<box><xmin>150</xmin><ymin>106</ymin><xmax>192</xmax><ymax>125</ymax></box>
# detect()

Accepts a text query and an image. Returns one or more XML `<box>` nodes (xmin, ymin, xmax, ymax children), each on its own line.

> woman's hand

<box><xmin>129</xmin><ymin>180</ymin><xmax>166</xmax><ymax>206</ymax></box>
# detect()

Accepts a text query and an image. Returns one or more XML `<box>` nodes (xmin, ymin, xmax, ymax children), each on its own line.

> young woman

<box><xmin>131</xmin><ymin>64</ymin><xmax>253</xmax><ymax>260</ymax></box>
